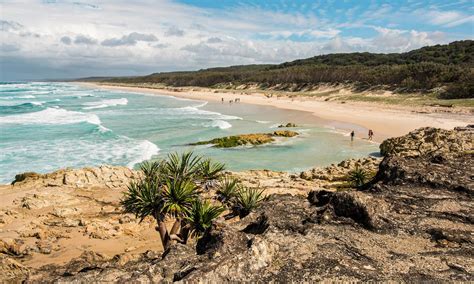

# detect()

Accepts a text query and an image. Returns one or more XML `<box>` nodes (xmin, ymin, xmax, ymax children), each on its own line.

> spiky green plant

<box><xmin>185</xmin><ymin>199</ymin><xmax>225</xmax><ymax>239</ymax></box>
<box><xmin>121</xmin><ymin>178</ymin><xmax>169</xmax><ymax>247</ymax></box>
<box><xmin>139</xmin><ymin>160</ymin><xmax>163</xmax><ymax>183</ymax></box>
<box><xmin>234</xmin><ymin>186</ymin><xmax>266</xmax><ymax>217</ymax></box>
<box><xmin>122</xmin><ymin>151</ymin><xmax>229</xmax><ymax>249</ymax></box>
<box><xmin>217</xmin><ymin>177</ymin><xmax>240</xmax><ymax>204</ymax></box>
<box><xmin>163</xmin><ymin>151</ymin><xmax>202</xmax><ymax>181</ymax></box>
<box><xmin>162</xmin><ymin>179</ymin><xmax>199</xmax><ymax>218</ymax></box>
<box><xmin>197</xmin><ymin>158</ymin><xmax>225</xmax><ymax>182</ymax></box>
<box><xmin>348</xmin><ymin>166</ymin><xmax>369</xmax><ymax>187</ymax></box>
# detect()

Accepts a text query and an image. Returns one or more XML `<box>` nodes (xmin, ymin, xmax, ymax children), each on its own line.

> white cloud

<box><xmin>424</xmin><ymin>10</ymin><xmax>473</xmax><ymax>27</ymax></box>
<box><xmin>74</xmin><ymin>34</ymin><xmax>98</xmax><ymax>45</ymax></box>
<box><xmin>165</xmin><ymin>26</ymin><xmax>185</xmax><ymax>37</ymax></box>
<box><xmin>102</xmin><ymin>32</ymin><xmax>158</xmax><ymax>47</ymax></box>
<box><xmin>0</xmin><ymin>0</ymin><xmax>470</xmax><ymax>80</ymax></box>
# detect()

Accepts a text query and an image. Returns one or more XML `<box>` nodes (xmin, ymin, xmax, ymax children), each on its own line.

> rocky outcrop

<box><xmin>380</xmin><ymin>125</ymin><xmax>474</xmax><ymax>157</ymax></box>
<box><xmin>11</xmin><ymin>166</ymin><xmax>140</xmax><ymax>189</ymax></box>
<box><xmin>191</xmin><ymin>131</ymin><xmax>299</xmax><ymax>148</ymax></box>
<box><xmin>299</xmin><ymin>157</ymin><xmax>380</xmax><ymax>184</ymax></box>
<box><xmin>278</xmin><ymin>122</ymin><xmax>297</xmax><ymax>128</ymax></box>
<box><xmin>0</xmin><ymin>166</ymin><xmax>159</xmax><ymax>274</ymax></box>
<box><xmin>2</xmin><ymin>126</ymin><xmax>473</xmax><ymax>282</ymax></box>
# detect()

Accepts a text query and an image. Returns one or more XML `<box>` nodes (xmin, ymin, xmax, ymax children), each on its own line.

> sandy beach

<box><xmin>77</xmin><ymin>82</ymin><xmax>474</xmax><ymax>142</ymax></box>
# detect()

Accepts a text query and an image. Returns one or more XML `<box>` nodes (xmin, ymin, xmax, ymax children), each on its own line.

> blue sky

<box><xmin>1</xmin><ymin>0</ymin><xmax>473</xmax><ymax>80</ymax></box>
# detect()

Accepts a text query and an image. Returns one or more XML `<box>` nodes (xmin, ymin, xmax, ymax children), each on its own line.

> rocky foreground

<box><xmin>1</xmin><ymin>126</ymin><xmax>473</xmax><ymax>282</ymax></box>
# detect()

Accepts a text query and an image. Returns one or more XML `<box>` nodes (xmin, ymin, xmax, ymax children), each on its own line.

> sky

<box><xmin>1</xmin><ymin>0</ymin><xmax>473</xmax><ymax>81</ymax></box>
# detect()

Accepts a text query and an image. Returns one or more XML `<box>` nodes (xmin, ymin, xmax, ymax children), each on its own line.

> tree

<box><xmin>121</xmin><ymin>152</ymin><xmax>226</xmax><ymax>250</ymax></box>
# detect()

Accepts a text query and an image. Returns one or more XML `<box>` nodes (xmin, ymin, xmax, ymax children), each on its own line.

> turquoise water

<box><xmin>0</xmin><ymin>82</ymin><xmax>379</xmax><ymax>183</ymax></box>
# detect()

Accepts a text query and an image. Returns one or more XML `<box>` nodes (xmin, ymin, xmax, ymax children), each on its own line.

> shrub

<box><xmin>348</xmin><ymin>166</ymin><xmax>369</xmax><ymax>188</ymax></box>
<box><xmin>185</xmin><ymin>199</ymin><xmax>225</xmax><ymax>239</ymax></box>
<box><xmin>234</xmin><ymin>186</ymin><xmax>266</xmax><ymax>218</ymax></box>
<box><xmin>197</xmin><ymin>158</ymin><xmax>225</xmax><ymax>182</ymax></box>
<box><xmin>216</xmin><ymin>177</ymin><xmax>240</xmax><ymax>204</ymax></box>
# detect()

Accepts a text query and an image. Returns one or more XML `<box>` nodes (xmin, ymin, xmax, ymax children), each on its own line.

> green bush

<box><xmin>348</xmin><ymin>166</ymin><xmax>369</xmax><ymax>188</ymax></box>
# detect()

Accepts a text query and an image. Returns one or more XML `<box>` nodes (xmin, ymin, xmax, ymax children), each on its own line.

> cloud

<box><xmin>102</xmin><ymin>32</ymin><xmax>158</xmax><ymax>47</ymax></box>
<box><xmin>426</xmin><ymin>10</ymin><xmax>471</xmax><ymax>27</ymax></box>
<box><xmin>60</xmin><ymin>36</ymin><xmax>71</xmax><ymax>45</ymax></box>
<box><xmin>371</xmin><ymin>27</ymin><xmax>446</xmax><ymax>52</ymax></box>
<box><xmin>74</xmin><ymin>35</ymin><xmax>97</xmax><ymax>45</ymax></box>
<box><xmin>1</xmin><ymin>43</ymin><xmax>20</xmax><ymax>52</ymax></box>
<box><xmin>0</xmin><ymin>1</ymin><xmax>470</xmax><ymax>80</ymax></box>
<box><xmin>154</xmin><ymin>43</ymin><xmax>170</xmax><ymax>49</ymax></box>
<box><xmin>0</xmin><ymin>20</ymin><xmax>24</xmax><ymax>32</ymax></box>
<box><xmin>207</xmin><ymin>37</ymin><xmax>223</xmax><ymax>43</ymax></box>
<box><xmin>165</xmin><ymin>26</ymin><xmax>185</xmax><ymax>37</ymax></box>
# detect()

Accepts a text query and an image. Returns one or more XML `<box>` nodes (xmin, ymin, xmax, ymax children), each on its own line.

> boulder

<box><xmin>380</xmin><ymin>126</ymin><xmax>474</xmax><ymax>157</ymax></box>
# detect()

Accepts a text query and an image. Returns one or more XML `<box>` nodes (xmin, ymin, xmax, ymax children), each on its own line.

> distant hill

<box><xmin>103</xmin><ymin>41</ymin><xmax>474</xmax><ymax>99</ymax></box>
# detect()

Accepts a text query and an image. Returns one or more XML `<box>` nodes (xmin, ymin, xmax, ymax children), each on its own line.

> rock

<box><xmin>273</xmin><ymin>130</ymin><xmax>298</xmax><ymax>137</ymax></box>
<box><xmin>278</xmin><ymin>122</ymin><xmax>297</xmax><ymax>128</ymax></box>
<box><xmin>0</xmin><ymin>255</ymin><xmax>29</xmax><ymax>282</ymax></box>
<box><xmin>190</xmin><ymin>131</ymin><xmax>299</xmax><ymax>148</ymax></box>
<box><xmin>0</xmin><ymin>239</ymin><xmax>24</xmax><ymax>256</ymax></box>
<box><xmin>380</xmin><ymin>126</ymin><xmax>474</xmax><ymax>157</ymax></box>
<box><xmin>11</xmin><ymin>166</ymin><xmax>141</xmax><ymax>189</ymax></box>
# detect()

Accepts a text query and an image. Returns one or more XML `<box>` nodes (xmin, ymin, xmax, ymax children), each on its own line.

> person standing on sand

<box><xmin>221</xmin><ymin>98</ymin><xmax>224</xmax><ymax>103</ymax></box>
<box><xmin>350</xmin><ymin>130</ymin><xmax>355</xmax><ymax>141</ymax></box>
<box><xmin>368</xmin><ymin>129</ymin><xmax>374</xmax><ymax>140</ymax></box>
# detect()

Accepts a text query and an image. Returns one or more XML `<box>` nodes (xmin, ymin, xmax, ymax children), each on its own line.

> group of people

<box><xmin>350</xmin><ymin>129</ymin><xmax>374</xmax><ymax>141</ymax></box>
<box><xmin>222</xmin><ymin>97</ymin><xmax>241</xmax><ymax>104</ymax></box>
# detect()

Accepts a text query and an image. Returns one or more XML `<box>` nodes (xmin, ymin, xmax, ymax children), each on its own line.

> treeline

<box><xmin>105</xmin><ymin>40</ymin><xmax>474</xmax><ymax>99</ymax></box>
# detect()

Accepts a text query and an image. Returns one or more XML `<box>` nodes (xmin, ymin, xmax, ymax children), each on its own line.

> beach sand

<box><xmin>77</xmin><ymin>82</ymin><xmax>474</xmax><ymax>142</ymax></box>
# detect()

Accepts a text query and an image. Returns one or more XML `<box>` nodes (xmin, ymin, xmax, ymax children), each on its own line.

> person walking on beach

<box><xmin>350</xmin><ymin>130</ymin><xmax>355</xmax><ymax>141</ymax></box>
<box><xmin>221</xmin><ymin>97</ymin><xmax>224</xmax><ymax>103</ymax></box>
<box><xmin>368</xmin><ymin>129</ymin><xmax>374</xmax><ymax>140</ymax></box>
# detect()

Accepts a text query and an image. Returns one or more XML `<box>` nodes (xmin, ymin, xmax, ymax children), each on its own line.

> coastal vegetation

<box><xmin>121</xmin><ymin>152</ymin><xmax>226</xmax><ymax>249</ymax></box>
<box><xmin>102</xmin><ymin>41</ymin><xmax>474</xmax><ymax>100</ymax></box>
<box><xmin>347</xmin><ymin>166</ymin><xmax>370</xmax><ymax>188</ymax></box>
<box><xmin>121</xmin><ymin>152</ymin><xmax>266</xmax><ymax>250</ymax></box>
<box><xmin>191</xmin><ymin>130</ymin><xmax>299</xmax><ymax>148</ymax></box>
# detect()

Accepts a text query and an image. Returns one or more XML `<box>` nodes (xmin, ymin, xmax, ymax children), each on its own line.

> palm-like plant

<box><xmin>163</xmin><ymin>151</ymin><xmax>202</xmax><ymax>181</ymax></box>
<box><xmin>185</xmin><ymin>199</ymin><xmax>224</xmax><ymax>239</ymax></box>
<box><xmin>139</xmin><ymin>160</ymin><xmax>163</xmax><ymax>182</ymax></box>
<box><xmin>122</xmin><ymin>151</ymin><xmax>216</xmax><ymax>250</ymax></box>
<box><xmin>216</xmin><ymin>177</ymin><xmax>240</xmax><ymax>204</ymax></box>
<box><xmin>121</xmin><ymin>179</ymin><xmax>169</xmax><ymax>246</ymax></box>
<box><xmin>162</xmin><ymin>179</ymin><xmax>199</xmax><ymax>217</ymax></box>
<box><xmin>197</xmin><ymin>158</ymin><xmax>225</xmax><ymax>182</ymax></box>
<box><xmin>348</xmin><ymin>166</ymin><xmax>369</xmax><ymax>188</ymax></box>
<box><xmin>234</xmin><ymin>186</ymin><xmax>266</xmax><ymax>218</ymax></box>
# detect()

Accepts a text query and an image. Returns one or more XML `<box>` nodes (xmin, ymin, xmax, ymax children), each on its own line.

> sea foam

<box><xmin>174</xmin><ymin>106</ymin><xmax>242</xmax><ymax>120</ymax></box>
<box><xmin>206</xmin><ymin>120</ymin><xmax>232</xmax><ymax>129</ymax></box>
<box><xmin>126</xmin><ymin>140</ymin><xmax>160</xmax><ymax>168</ymax></box>
<box><xmin>0</xmin><ymin>107</ymin><xmax>101</xmax><ymax>125</ymax></box>
<box><xmin>82</xmin><ymin>98</ymin><xmax>128</xmax><ymax>109</ymax></box>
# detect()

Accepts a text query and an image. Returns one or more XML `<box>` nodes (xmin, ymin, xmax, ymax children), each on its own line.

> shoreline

<box><xmin>76</xmin><ymin>82</ymin><xmax>474</xmax><ymax>142</ymax></box>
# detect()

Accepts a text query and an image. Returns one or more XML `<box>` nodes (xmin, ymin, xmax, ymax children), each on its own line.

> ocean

<box><xmin>0</xmin><ymin>82</ymin><xmax>379</xmax><ymax>183</ymax></box>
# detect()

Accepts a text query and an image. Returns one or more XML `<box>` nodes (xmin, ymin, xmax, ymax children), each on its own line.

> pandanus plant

<box><xmin>121</xmin><ymin>151</ymin><xmax>225</xmax><ymax>250</ymax></box>
<box><xmin>348</xmin><ymin>166</ymin><xmax>369</xmax><ymax>188</ymax></box>
<box><xmin>234</xmin><ymin>186</ymin><xmax>267</xmax><ymax>218</ymax></box>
